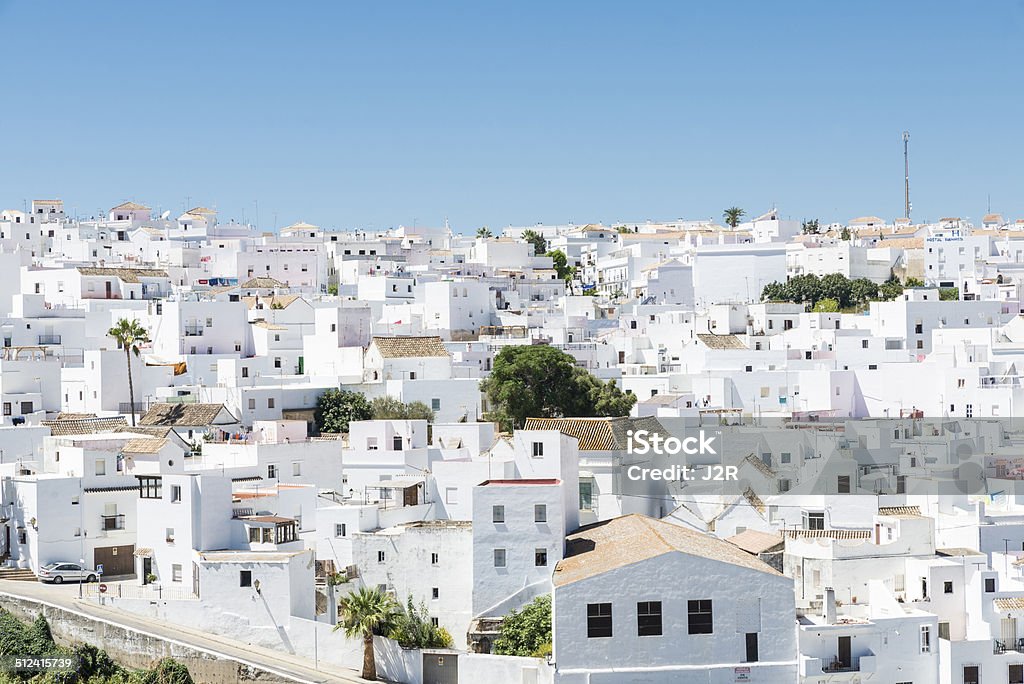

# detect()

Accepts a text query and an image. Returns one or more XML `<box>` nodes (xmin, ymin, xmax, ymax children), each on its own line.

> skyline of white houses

<box><xmin>8</xmin><ymin>198</ymin><xmax>1024</xmax><ymax>682</ymax></box>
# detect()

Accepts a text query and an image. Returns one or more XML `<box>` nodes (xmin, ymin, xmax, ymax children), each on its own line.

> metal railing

<box><xmin>183</xmin><ymin>325</ymin><xmax>204</xmax><ymax>336</ymax></box>
<box><xmin>822</xmin><ymin>656</ymin><xmax>858</xmax><ymax>673</ymax></box>
<box><xmin>87</xmin><ymin>583</ymin><xmax>198</xmax><ymax>601</ymax></box>
<box><xmin>37</xmin><ymin>335</ymin><xmax>61</xmax><ymax>345</ymax></box>
<box><xmin>118</xmin><ymin>402</ymin><xmax>146</xmax><ymax>414</ymax></box>
<box><xmin>101</xmin><ymin>514</ymin><xmax>125</xmax><ymax>531</ymax></box>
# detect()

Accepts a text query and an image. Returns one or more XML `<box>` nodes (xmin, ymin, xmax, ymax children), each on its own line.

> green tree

<box><xmin>849</xmin><ymin>278</ymin><xmax>879</xmax><ymax>304</ymax></box>
<box><xmin>820</xmin><ymin>273</ymin><xmax>853</xmax><ymax>308</ymax></box>
<box><xmin>723</xmin><ymin>207</ymin><xmax>745</xmax><ymax>228</ymax></box>
<box><xmin>840</xmin><ymin>227</ymin><xmax>852</xmax><ymax>240</ymax></box>
<box><xmin>370</xmin><ymin>396</ymin><xmax>435</xmax><ymax>422</ymax></box>
<box><xmin>334</xmin><ymin>586</ymin><xmax>401</xmax><ymax>681</ymax></box>
<box><xmin>801</xmin><ymin>218</ymin><xmax>820</xmax><ymax>234</ymax></box>
<box><xmin>480</xmin><ymin>346</ymin><xmax>636</xmax><ymax>431</ymax></box>
<box><xmin>905</xmin><ymin>277</ymin><xmax>925</xmax><ymax>287</ymax></box>
<box><xmin>107</xmin><ymin>318</ymin><xmax>150</xmax><ymax>426</ymax></box>
<box><xmin>521</xmin><ymin>229</ymin><xmax>547</xmax><ymax>255</ymax></box>
<box><xmin>476</xmin><ymin>227</ymin><xmax>493</xmax><ymax>239</ymax></box>
<box><xmin>939</xmin><ymin>287</ymin><xmax>959</xmax><ymax>301</ymax></box>
<box><xmin>494</xmin><ymin>595</ymin><xmax>551</xmax><ymax>657</ymax></box>
<box><xmin>389</xmin><ymin>596</ymin><xmax>453</xmax><ymax>649</ymax></box>
<box><xmin>812</xmin><ymin>298</ymin><xmax>840</xmax><ymax>312</ymax></box>
<box><xmin>760</xmin><ymin>281</ymin><xmax>788</xmax><ymax>302</ymax></box>
<box><xmin>545</xmin><ymin>249</ymin><xmax>576</xmax><ymax>283</ymax></box>
<box><xmin>878</xmin><ymin>276</ymin><xmax>905</xmax><ymax>301</ymax></box>
<box><xmin>327</xmin><ymin>283</ymin><xmax>339</xmax><ymax>296</ymax></box>
<box><xmin>315</xmin><ymin>389</ymin><xmax>372</xmax><ymax>433</ymax></box>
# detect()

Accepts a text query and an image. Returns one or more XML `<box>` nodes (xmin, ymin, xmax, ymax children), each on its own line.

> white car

<box><xmin>37</xmin><ymin>562</ymin><xmax>98</xmax><ymax>584</ymax></box>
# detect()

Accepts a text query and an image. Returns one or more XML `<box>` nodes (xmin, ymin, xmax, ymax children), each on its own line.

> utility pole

<box><xmin>903</xmin><ymin>131</ymin><xmax>911</xmax><ymax>220</ymax></box>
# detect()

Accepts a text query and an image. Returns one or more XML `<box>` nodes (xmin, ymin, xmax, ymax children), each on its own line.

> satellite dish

<box><xmin>161</xmin><ymin>211</ymin><xmax>171</xmax><ymax>220</ymax></box>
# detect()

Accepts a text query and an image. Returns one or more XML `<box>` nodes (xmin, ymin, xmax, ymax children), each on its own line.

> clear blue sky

<box><xmin>1</xmin><ymin>1</ymin><xmax>1021</xmax><ymax>231</ymax></box>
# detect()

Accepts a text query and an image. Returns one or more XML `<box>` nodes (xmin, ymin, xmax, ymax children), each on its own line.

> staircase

<box><xmin>0</xmin><ymin>567</ymin><xmax>38</xmax><ymax>582</ymax></box>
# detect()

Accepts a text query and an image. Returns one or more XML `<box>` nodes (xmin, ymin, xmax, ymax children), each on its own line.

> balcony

<box><xmin>37</xmin><ymin>335</ymin><xmax>61</xmax><ymax>345</ymax></box>
<box><xmin>994</xmin><ymin>638</ymin><xmax>1024</xmax><ymax>654</ymax></box>
<box><xmin>118</xmin><ymin>402</ymin><xmax>146</xmax><ymax>414</ymax></box>
<box><xmin>183</xmin><ymin>325</ymin><xmax>204</xmax><ymax>337</ymax></box>
<box><xmin>101</xmin><ymin>514</ymin><xmax>125</xmax><ymax>531</ymax></box>
<box><xmin>822</xmin><ymin>656</ymin><xmax>859</xmax><ymax>673</ymax></box>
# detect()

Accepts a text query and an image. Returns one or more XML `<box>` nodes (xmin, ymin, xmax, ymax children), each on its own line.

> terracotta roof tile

<box><xmin>371</xmin><ymin>336</ymin><xmax>450</xmax><ymax>358</ymax></box>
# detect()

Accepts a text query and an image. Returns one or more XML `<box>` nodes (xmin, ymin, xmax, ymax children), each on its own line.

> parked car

<box><xmin>36</xmin><ymin>562</ymin><xmax>97</xmax><ymax>584</ymax></box>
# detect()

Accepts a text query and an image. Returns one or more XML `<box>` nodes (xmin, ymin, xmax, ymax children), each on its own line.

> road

<box><xmin>0</xmin><ymin>579</ymin><xmax>375</xmax><ymax>684</ymax></box>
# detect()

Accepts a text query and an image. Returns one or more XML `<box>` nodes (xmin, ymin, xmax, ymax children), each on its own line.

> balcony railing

<box><xmin>37</xmin><ymin>335</ymin><xmax>61</xmax><ymax>345</ymax></box>
<box><xmin>822</xmin><ymin>657</ymin><xmax>858</xmax><ymax>673</ymax></box>
<box><xmin>118</xmin><ymin>402</ymin><xmax>146</xmax><ymax>414</ymax></box>
<box><xmin>183</xmin><ymin>325</ymin><xmax>204</xmax><ymax>336</ymax></box>
<box><xmin>101</xmin><ymin>514</ymin><xmax>125</xmax><ymax>531</ymax></box>
<box><xmin>993</xmin><ymin>638</ymin><xmax>1024</xmax><ymax>654</ymax></box>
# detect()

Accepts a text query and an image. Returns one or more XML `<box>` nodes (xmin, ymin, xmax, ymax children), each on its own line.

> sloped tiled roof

<box><xmin>371</xmin><ymin>336</ymin><xmax>450</xmax><ymax>358</ymax></box>
<box><xmin>121</xmin><ymin>438</ymin><xmax>168</xmax><ymax>454</ymax></box>
<box><xmin>77</xmin><ymin>267</ymin><xmax>169</xmax><ymax>283</ymax></box>
<box><xmin>241</xmin><ymin>294</ymin><xmax>302</xmax><ymax>311</ymax></box>
<box><xmin>696</xmin><ymin>334</ymin><xmax>747</xmax><ymax>350</ymax></box>
<box><xmin>743</xmin><ymin>453</ymin><xmax>776</xmax><ymax>478</ymax></box>
<box><xmin>728</xmin><ymin>529</ymin><xmax>784</xmax><ymax>555</ymax></box>
<box><xmin>783</xmin><ymin>529</ymin><xmax>871</xmax><ymax>540</ymax></box>
<box><xmin>878</xmin><ymin>505</ymin><xmax>921</xmax><ymax>517</ymax></box>
<box><xmin>241</xmin><ymin>277</ymin><xmax>286</xmax><ymax>289</ymax></box>
<box><xmin>55</xmin><ymin>412</ymin><xmax>96</xmax><ymax>420</ymax></box>
<box><xmin>995</xmin><ymin>598</ymin><xmax>1024</xmax><ymax>612</ymax></box>
<box><xmin>553</xmin><ymin>514</ymin><xmax>780</xmax><ymax>587</ymax></box>
<box><xmin>139</xmin><ymin>403</ymin><xmax>236</xmax><ymax>427</ymax></box>
<box><xmin>113</xmin><ymin>425</ymin><xmax>174</xmax><ymax>438</ymax></box>
<box><xmin>110</xmin><ymin>201</ymin><xmax>150</xmax><ymax>211</ymax></box>
<box><xmin>43</xmin><ymin>416</ymin><xmax>129</xmax><ymax>436</ymax></box>
<box><xmin>521</xmin><ymin>416</ymin><xmax>665</xmax><ymax>451</ymax></box>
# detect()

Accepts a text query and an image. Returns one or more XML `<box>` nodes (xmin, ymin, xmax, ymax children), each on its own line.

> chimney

<box><xmin>823</xmin><ymin>587</ymin><xmax>837</xmax><ymax>625</ymax></box>
<box><xmin>977</xmin><ymin>499</ymin><xmax>987</xmax><ymax>523</ymax></box>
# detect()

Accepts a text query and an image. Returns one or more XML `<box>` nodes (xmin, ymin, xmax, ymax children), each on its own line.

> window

<box><xmin>963</xmin><ymin>665</ymin><xmax>979</xmax><ymax>684</ymax></box>
<box><xmin>587</xmin><ymin>603</ymin><xmax>613</xmax><ymax>638</ymax></box>
<box><xmin>248</xmin><ymin>398</ymin><xmax>256</xmax><ymax>410</ymax></box>
<box><xmin>939</xmin><ymin>622</ymin><xmax>950</xmax><ymax>640</ymax></box>
<box><xmin>534</xmin><ymin>504</ymin><xmax>547</xmax><ymax>523</ymax></box>
<box><xmin>335</xmin><ymin>524</ymin><xmax>347</xmax><ymax>538</ymax></box>
<box><xmin>780</xmin><ymin>452</ymin><xmax>791</xmax><ymax>464</ymax></box>
<box><xmin>445</xmin><ymin>488</ymin><xmax>458</xmax><ymax>505</ymax></box>
<box><xmin>985</xmin><ymin>577</ymin><xmax>996</xmax><ymax>592</ymax></box>
<box><xmin>493</xmin><ymin>549</ymin><xmax>506</xmax><ymax>568</ymax></box>
<box><xmin>166</xmin><ymin>528</ymin><xmax>175</xmax><ymax>543</ymax></box>
<box><xmin>492</xmin><ymin>505</ymin><xmax>505</xmax><ymax>523</ymax></box>
<box><xmin>579</xmin><ymin>481</ymin><xmax>594</xmax><ymax>510</ymax></box>
<box><xmin>377</xmin><ymin>551</ymin><xmax>386</xmax><ymax>563</ymax></box>
<box><xmin>2</xmin><ymin>403</ymin><xmax>9</xmax><ymax>416</ymax></box>
<box><xmin>242</xmin><ymin>367</ymin><xmax>249</xmax><ymax>378</ymax></box>
<box><xmin>292</xmin><ymin>462</ymin><xmax>301</xmax><ymax>477</ymax></box>
<box><xmin>431</xmin><ymin>553</ymin><xmax>439</xmax><ymax>565</ymax></box>
<box><xmin>95</xmin><ymin>459</ymin><xmax>106</xmax><ymax>476</ymax></box>
<box><xmin>687</xmin><ymin>600</ymin><xmax>713</xmax><ymax>634</ymax></box>
<box><xmin>392</xmin><ymin>435</ymin><xmax>402</xmax><ymax>450</ymax></box>
<box><xmin>637</xmin><ymin>601</ymin><xmax>662</xmax><ymax>636</ymax></box>
<box><xmin>943</xmin><ymin>581</ymin><xmax>953</xmax><ymax>594</ymax></box>
<box><xmin>837</xmin><ymin>475</ymin><xmax>850</xmax><ymax>493</ymax></box>
<box><xmin>432</xmin><ymin>587</ymin><xmax>439</xmax><ymax>599</ymax></box>
<box><xmin>532</xmin><ymin>441</ymin><xmax>544</xmax><ymax>458</ymax></box>
<box><xmin>172</xmin><ymin>564</ymin><xmax>182</xmax><ymax>582</ymax></box>
<box><xmin>139</xmin><ymin>476</ymin><xmax>162</xmax><ymax>499</ymax></box>
<box><xmin>802</xmin><ymin>511</ymin><xmax>825</xmax><ymax>530</ymax></box>
<box><xmin>17</xmin><ymin>529</ymin><xmax>26</xmax><ymax>544</ymax></box>
<box><xmin>535</xmin><ymin>548</ymin><xmax>548</xmax><ymax>567</ymax></box>
<box><xmin>920</xmin><ymin>625</ymin><xmax>931</xmax><ymax>653</ymax></box>
<box><xmin>240</xmin><ymin>570</ymin><xmax>252</xmax><ymax>587</ymax></box>
<box><xmin>1011</xmin><ymin>664</ymin><xmax>1024</xmax><ymax>684</ymax></box>
<box><xmin>268</xmin><ymin>397</ymin><xmax>275</xmax><ymax>408</ymax></box>
<box><xmin>170</xmin><ymin>485</ymin><xmax>182</xmax><ymax>503</ymax></box>
<box><xmin>267</xmin><ymin>465</ymin><xmax>277</xmax><ymax>479</ymax></box>
<box><xmin>745</xmin><ymin>632</ymin><xmax>759</xmax><ymax>662</ymax></box>
<box><xmin>431</xmin><ymin>397</ymin><xmax>441</xmax><ymax>411</ymax></box>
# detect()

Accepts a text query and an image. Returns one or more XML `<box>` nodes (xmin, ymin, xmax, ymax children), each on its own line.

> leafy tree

<box><xmin>840</xmin><ymin>227</ymin><xmax>852</xmax><ymax>240</ymax></box>
<box><xmin>905</xmin><ymin>277</ymin><xmax>925</xmax><ymax>287</ymax></box>
<box><xmin>476</xmin><ymin>227</ymin><xmax>493</xmax><ymax>239</ymax></box>
<box><xmin>760</xmin><ymin>281</ymin><xmax>788</xmax><ymax>302</ymax></box>
<box><xmin>812</xmin><ymin>298</ymin><xmax>840</xmax><ymax>312</ymax></box>
<box><xmin>849</xmin><ymin>278</ymin><xmax>879</xmax><ymax>304</ymax></box>
<box><xmin>545</xmin><ymin>249</ymin><xmax>576</xmax><ymax>283</ymax></box>
<box><xmin>389</xmin><ymin>596</ymin><xmax>454</xmax><ymax>649</ymax></box>
<box><xmin>820</xmin><ymin>273</ymin><xmax>853</xmax><ymax>308</ymax></box>
<box><xmin>370</xmin><ymin>396</ymin><xmax>435</xmax><ymax>422</ymax></box>
<box><xmin>521</xmin><ymin>229</ymin><xmax>547</xmax><ymax>255</ymax></box>
<box><xmin>939</xmin><ymin>287</ymin><xmax>959</xmax><ymax>301</ymax></box>
<box><xmin>878</xmin><ymin>276</ymin><xmax>905</xmax><ymax>301</ymax></box>
<box><xmin>723</xmin><ymin>207</ymin><xmax>745</xmax><ymax>228</ymax></box>
<box><xmin>327</xmin><ymin>283</ymin><xmax>339</xmax><ymax>296</ymax></box>
<box><xmin>315</xmin><ymin>389</ymin><xmax>372</xmax><ymax>433</ymax></box>
<box><xmin>107</xmin><ymin>318</ymin><xmax>150</xmax><ymax>426</ymax></box>
<box><xmin>480</xmin><ymin>346</ymin><xmax>636</xmax><ymax>431</ymax></box>
<box><xmin>494</xmin><ymin>595</ymin><xmax>551</xmax><ymax>657</ymax></box>
<box><xmin>801</xmin><ymin>219</ymin><xmax>820</xmax><ymax>234</ymax></box>
<box><xmin>335</xmin><ymin>586</ymin><xmax>401</xmax><ymax>681</ymax></box>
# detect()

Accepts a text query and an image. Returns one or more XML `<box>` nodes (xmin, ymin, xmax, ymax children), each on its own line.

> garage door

<box><xmin>93</xmin><ymin>545</ymin><xmax>135</xmax><ymax>577</ymax></box>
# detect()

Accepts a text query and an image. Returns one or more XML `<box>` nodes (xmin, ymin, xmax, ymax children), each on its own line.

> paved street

<box><xmin>0</xmin><ymin>579</ymin><xmax>375</xmax><ymax>684</ymax></box>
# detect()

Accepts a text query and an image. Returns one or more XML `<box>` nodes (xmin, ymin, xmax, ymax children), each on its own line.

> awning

<box><xmin>134</xmin><ymin>548</ymin><xmax>153</xmax><ymax>558</ymax></box>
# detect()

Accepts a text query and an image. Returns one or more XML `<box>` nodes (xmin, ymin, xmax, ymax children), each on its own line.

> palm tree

<box><xmin>723</xmin><ymin>207</ymin><xmax>745</xmax><ymax>228</ymax></box>
<box><xmin>476</xmin><ymin>226</ymin><xmax>493</xmax><ymax>239</ymax></box>
<box><xmin>521</xmin><ymin>229</ymin><xmax>547</xmax><ymax>255</ymax></box>
<box><xmin>335</xmin><ymin>586</ymin><xmax>401</xmax><ymax>681</ymax></box>
<box><xmin>107</xmin><ymin>318</ymin><xmax>150</xmax><ymax>426</ymax></box>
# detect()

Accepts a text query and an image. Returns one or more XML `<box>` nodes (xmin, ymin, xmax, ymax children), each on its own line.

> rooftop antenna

<box><xmin>902</xmin><ymin>131</ymin><xmax>911</xmax><ymax>220</ymax></box>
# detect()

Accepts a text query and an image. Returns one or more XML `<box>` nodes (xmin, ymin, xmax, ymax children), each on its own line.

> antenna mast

<box><xmin>902</xmin><ymin>131</ymin><xmax>911</xmax><ymax>220</ymax></box>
